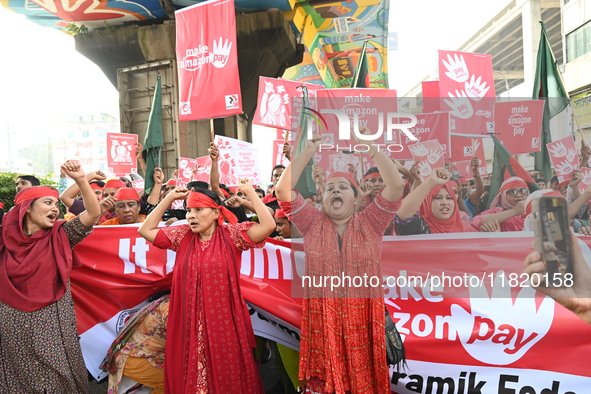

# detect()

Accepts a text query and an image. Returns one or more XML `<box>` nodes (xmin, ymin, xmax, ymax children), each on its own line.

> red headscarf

<box><xmin>490</xmin><ymin>177</ymin><xmax>528</xmax><ymax>210</ymax></box>
<box><xmin>275</xmin><ymin>208</ymin><xmax>289</xmax><ymax>220</ymax></box>
<box><xmin>90</xmin><ymin>182</ymin><xmax>104</xmax><ymax>191</ymax></box>
<box><xmin>166</xmin><ymin>179</ymin><xmax>177</xmax><ymax>187</ymax></box>
<box><xmin>327</xmin><ymin>171</ymin><xmax>358</xmax><ymax>189</ymax></box>
<box><xmin>187</xmin><ymin>192</ymin><xmax>237</xmax><ymax>225</ymax></box>
<box><xmin>114</xmin><ymin>188</ymin><xmax>140</xmax><ymax>202</ymax></box>
<box><xmin>104</xmin><ymin>179</ymin><xmax>126</xmax><ymax>190</ymax></box>
<box><xmin>0</xmin><ymin>187</ymin><xmax>77</xmax><ymax>312</ymax></box>
<box><xmin>420</xmin><ymin>183</ymin><xmax>477</xmax><ymax>233</ymax></box>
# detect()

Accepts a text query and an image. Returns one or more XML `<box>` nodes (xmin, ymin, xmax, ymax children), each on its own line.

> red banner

<box><xmin>408</xmin><ymin>139</ymin><xmax>445</xmax><ymax>180</ymax></box>
<box><xmin>493</xmin><ymin>101</ymin><xmax>545</xmax><ymax>155</ymax></box>
<box><xmin>253</xmin><ymin>77</ymin><xmax>324</xmax><ymax>131</ymax></box>
<box><xmin>272</xmin><ymin>139</ymin><xmax>291</xmax><ymax>168</ymax></box>
<box><xmin>438</xmin><ymin>50</ymin><xmax>496</xmax><ymax>135</ymax></box>
<box><xmin>106</xmin><ymin>133</ymin><xmax>138</xmax><ymax>176</ymax></box>
<box><xmin>177</xmin><ymin>157</ymin><xmax>197</xmax><ymax>183</ymax></box>
<box><xmin>421</xmin><ymin>80</ymin><xmax>442</xmax><ymax>113</ymax></box>
<box><xmin>548</xmin><ymin>135</ymin><xmax>580</xmax><ymax>184</ymax></box>
<box><xmin>176</xmin><ymin>0</ymin><xmax>241</xmax><ymax>120</ymax></box>
<box><xmin>72</xmin><ymin>227</ymin><xmax>591</xmax><ymax>391</ymax></box>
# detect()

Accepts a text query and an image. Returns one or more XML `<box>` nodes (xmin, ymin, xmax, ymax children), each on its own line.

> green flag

<box><xmin>351</xmin><ymin>41</ymin><xmax>370</xmax><ymax>88</ymax></box>
<box><xmin>530</xmin><ymin>21</ymin><xmax>569</xmax><ymax>182</ymax></box>
<box><xmin>488</xmin><ymin>135</ymin><xmax>540</xmax><ymax>208</ymax></box>
<box><xmin>293</xmin><ymin>85</ymin><xmax>317</xmax><ymax>198</ymax></box>
<box><xmin>143</xmin><ymin>74</ymin><xmax>164</xmax><ymax>194</ymax></box>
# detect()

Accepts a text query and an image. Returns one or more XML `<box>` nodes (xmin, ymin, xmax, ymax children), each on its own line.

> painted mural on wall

<box><xmin>284</xmin><ymin>0</ymin><xmax>390</xmax><ymax>88</ymax></box>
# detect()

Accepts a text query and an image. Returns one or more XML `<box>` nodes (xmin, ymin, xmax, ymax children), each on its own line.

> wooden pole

<box><xmin>210</xmin><ymin>118</ymin><xmax>215</xmax><ymax>142</ymax></box>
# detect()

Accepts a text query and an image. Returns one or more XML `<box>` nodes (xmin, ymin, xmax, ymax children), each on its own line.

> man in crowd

<box><xmin>15</xmin><ymin>175</ymin><xmax>40</xmax><ymax>192</ymax></box>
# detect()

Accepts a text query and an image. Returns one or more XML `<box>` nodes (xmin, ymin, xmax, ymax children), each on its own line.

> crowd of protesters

<box><xmin>1</xmin><ymin>132</ymin><xmax>591</xmax><ymax>394</ymax></box>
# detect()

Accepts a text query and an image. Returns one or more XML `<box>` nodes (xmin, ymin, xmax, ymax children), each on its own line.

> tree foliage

<box><xmin>0</xmin><ymin>172</ymin><xmax>57</xmax><ymax>212</ymax></box>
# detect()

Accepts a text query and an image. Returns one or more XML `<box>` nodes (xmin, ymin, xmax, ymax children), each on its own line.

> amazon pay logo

<box><xmin>226</xmin><ymin>94</ymin><xmax>239</xmax><ymax>110</ymax></box>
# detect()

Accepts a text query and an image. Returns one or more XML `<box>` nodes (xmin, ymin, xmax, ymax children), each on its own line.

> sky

<box><xmin>0</xmin><ymin>0</ymin><xmax>514</xmax><ymax>178</ymax></box>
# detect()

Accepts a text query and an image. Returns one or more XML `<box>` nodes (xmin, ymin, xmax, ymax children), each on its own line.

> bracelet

<box><xmin>370</xmin><ymin>151</ymin><xmax>380</xmax><ymax>159</ymax></box>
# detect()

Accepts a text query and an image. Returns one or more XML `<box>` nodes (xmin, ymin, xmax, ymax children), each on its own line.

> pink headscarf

<box><xmin>490</xmin><ymin>177</ymin><xmax>528</xmax><ymax>211</ymax></box>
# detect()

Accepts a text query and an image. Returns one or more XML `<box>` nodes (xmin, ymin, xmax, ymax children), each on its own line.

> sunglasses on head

<box><xmin>507</xmin><ymin>188</ymin><xmax>529</xmax><ymax>196</ymax></box>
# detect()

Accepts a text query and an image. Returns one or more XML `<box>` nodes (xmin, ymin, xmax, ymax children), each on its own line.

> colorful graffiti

<box><xmin>285</xmin><ymin>0</ymin><xmax>389</xmax><ymax>88</ymax></box>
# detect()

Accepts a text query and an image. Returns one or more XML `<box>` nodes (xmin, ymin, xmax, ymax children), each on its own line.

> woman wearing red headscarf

<box><xmin>471</xmin><ymin>177</ymin><xmax>530</xmax><ymax>232</ymax></box>
<box><xmin>0</xmin><ymin>160</ymin><xmax>100</xmax><ymax>393</ymax></box>
<box><xmin>138</xmin><ymin>178</ymin><xmax>275</xmax><ymax>393</ymax></box>
<box><xmin>395</xmin><ymin>168</ymin><xmax>477</xmax><ymax>235</ymax></box>
<box><xmin>275</xmin><ymin>131</ymin><xmax>405</xmax><ymax>394</ymax></box>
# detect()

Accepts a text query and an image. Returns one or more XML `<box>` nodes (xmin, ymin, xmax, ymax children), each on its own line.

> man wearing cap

<box><xmin>274</xmin><ymin>209</ymin><xmax>292</xmax><ymax>239</ymax></box>
<box><xmin>100</xmin><ymin>188</ymin><xmax>147</xmax><ymax>226</ymax></box>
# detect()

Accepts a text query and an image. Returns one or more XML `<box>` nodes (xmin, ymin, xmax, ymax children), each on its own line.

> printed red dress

<box><xmin>280</xmin><ymin>193</ymin><xmax>400</xmax><ymax>394</ymax></box>
<box><xmin>153</xmin><ymin>222</ymin><xmax>265</xmax><ymax>393</ymax></box>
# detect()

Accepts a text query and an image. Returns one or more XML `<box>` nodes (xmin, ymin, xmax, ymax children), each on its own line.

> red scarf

<box><xmin>420</xmin><ymin>183</ymin><xmax>477</xmax><ymax>233</ymax></box>
<box><xmin>0</xmin><ymin>196</ymin><xmax>76</xmax><ymax>312</ymax></box>
<box><xmin>187</xmin><ymin>192</ymin><xmax>237</xmax><ymax>225</ymax></box>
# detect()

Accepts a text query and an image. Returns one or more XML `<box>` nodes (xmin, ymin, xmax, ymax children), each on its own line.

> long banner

<box><xmin>72</xmin><ymin>225</ymin><xmax>591</xmax><ymax>392</ymax></box>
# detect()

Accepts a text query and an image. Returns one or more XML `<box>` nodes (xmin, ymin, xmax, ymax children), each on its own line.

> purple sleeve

<box><xmin>69</xmin><ymin>199</ymin><xmax>86</xmax><ymax>216</ymax></box>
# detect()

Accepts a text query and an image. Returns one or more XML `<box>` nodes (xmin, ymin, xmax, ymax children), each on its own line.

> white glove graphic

<box><xmin>409</xmin><ymin>144</ymin><xmax>429</xmax><ymax>157</ymax></box>
<box><xmin>473</xmin><ymin>139</ymin><xmax>480</xmax><ymax>153</ymax></box>
<box><xmin>464</xmin><ymin>75</ymin><xmax>490</xmax><ymax>101</ymax></box>
<box><xmin>450</xmin><ymin>271</ymin><xmax>554</xmax><ymax>365</ymax></box>
<box><xmin>444</xmin><ymin>90</ymin><xmax>474</xmax><ymax>119</ymax></box>
<box><xmin>582</xmin><ymin>170</ymin><xmax>591</xmax><ymax>185</ymax></box>
<box><xmin>555</xmin><ymin>161</ymin><xmax>574</xmax><ymax>176</ymax></box>
<box><xmin>417</xmin><ymin>160</ymin><xmax>432</xmax><ymax>176</ymax></box>
<box><xmin>548</xmin><ymin>142</ymin><xmax>567</xmax><ymax>158</ymax></box>
<box><xmin>566</xmin><ymin>148</ymin><xmax>579</xmax><ymax>163</ymax></box>
<box><xmin>427</xmin><ymin>149</ymin><xmax>443</xmax><ymax>164</ymax></box>
<box><xmin>442</xmin><ymin>53</ymin><xmax>469</xmax><ymax>83</ymax></box>
<box><xmin>211</xmin><ymin>37</ymin><xmax>232</xmax><ymax>68</ymax></box>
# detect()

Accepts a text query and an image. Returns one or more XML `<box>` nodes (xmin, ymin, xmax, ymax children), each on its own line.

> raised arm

<box><xmin>147</xmin><ymin>167</ymin><xmax>164</xmax><ymax>206</ymax></box>
<box><xmin>568</xmin><ymin>183</ymin><xmax>591</xmax><ymax>221</ymax></box>
<box><xmin>239</xmin><ymin>178</ymin><xmax>276</xmax><ymax>242</ymax></box>
<box><xmin>396</xmin><ymin>168</ymin><xmax>449</xmax><ymax>220</ymax></box>
<box><xmin>468</xmin><ymin>156</ymin><xmax>484</xmax><ymax>207</ymax></box>
<box><xmin>139</xmin><ymin>188</ymin><xmax>189</xmax><ymax>243</ymax></box>
<box><xmin>275</xmin><ymin>134</ymin><xmax>323</xmax><ymax>202</ymax></box>
<box><xmin>208</xmin><ymin>142</ymin><xmax>225</xmax><ymax>200</ymax></box>
<box><xmin>135</xmin><ymin>143</ymin><xmax>147</xmax><ymax>176</ymax></box>
<box><xmin>60</xmin><ymin>170</ymin><xmax>106</xmax><ymax>208</ymax></box>
<box><xmin>354</xmin><ymin>129</ymin><xmax>404</xmax><ymax>202</ymax></box>
<box><xmin>61</xmin><ymin>162</ymin><xmax>101</xmax><ymax>226</ymax></box>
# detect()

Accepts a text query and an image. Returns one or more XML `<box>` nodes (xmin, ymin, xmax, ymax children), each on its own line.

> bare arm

<box><xmin>135</xmin><ymin>143</ymin><xmax>147</xmax><ymax>176</ymax></box>
<box><xmin>60</xmin><ymin>170</ymin><xmax>106</xmax><ymax>208</ymax></box>
<box><xmin>138</xmin><ymin>188</ymin><xmax>189</xmax><ymax>243</ymax></box>
<box><xmin>61</xmin><ymin>162</ymin><xmax>101</xmax><ymax>226</ymax></box>
<box><xmin>396</xmin><ymin>168</ymin><xmax>449</xmax><ymax>220</ymax></box>
<box><xmin>239</xmin><ymin>179</ymin><xmax>275</xmax><ymax>242</ymax></box>
<box><xmin>480</xmin><ymin>202</ymin><xmax>524</xmax><ymax>225</ymax></box>
<box><xmin>568</xmin><ymin>185</ymin><xmax>591</xmax><ymax>221</ymax></box>
<box><xmin>468</xmin><ymin>157</ymin><xmax>484</xmax><ymax>207</ymax></box>
<box><xmin>208</xmin><ymin>143</ymin><xmax>225</xmax><ymax>200</ymax></box>
<box><xmin>147</xmin><ymin>167</ymin><xmax>164</xmax><ymax>206</ymax></box>
<box><xmin>275</xmin><ymin>135</ymin><xmax>323</xmax><ymax>202</ymax></box>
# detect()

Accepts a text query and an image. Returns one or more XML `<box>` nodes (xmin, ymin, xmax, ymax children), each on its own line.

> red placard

<box><xmin>192</xmin><ymin>156</ymin><xmax>212</xmax><ymax>183</ymax></box>
<box><xmin>408</xmin><ymin>139</ymin><xmax>445</xmax><ymax>180</ymax></box>
<box><xmin>178</xmin><ymin>157</ymin><xmax>198</xmax><ymax>183</ymax></box>
<box><xmin>578</xmin><ymin>167</ymin><xmax>591</xmax><ymax>194</ymax></box>
<box><xmin>272</xmin><ymin>139</ymin><xmax>291</xmax><ymax>168</ymax></box>
<box><xmin>390</xmin><ymin>112</ymin><xmax>451</xmax><ymax>160</ymax></box>
<box><xmin>106</xmin><ymin>133</ymin><xmax>138</xmax><ymax>176</ymax></box>
<box><xmin>253</xmin><ymin>77</ymin><xmax>324</xmax><ymax>131</ymax></box>
<box><xmin>421</xmin><ymin>80</ymin><xmax>442</xmax><ymax>113</ymax></box>
<box><xmin>493</xmin><ymin>101</ymin><xmax>545</xmax><ymax>154</ymax></box>
<box><xmin>438</xmin><ymin>50</ymin><xmax>496</xmax><ymax>135</ymax></box>
<box><xmin>547</xmin><ymin>135</ymin><xmax>580</xmax><ymax>183</ymax></box>
<box><xmin>176</xmin><ymin>0</ymin><xmax>241</xmax><ymax>120</ymax></box>
<box><xmin>315</xmin><ymin>88</ymin><xmax>398</xmax><ymax>147</ymax></box>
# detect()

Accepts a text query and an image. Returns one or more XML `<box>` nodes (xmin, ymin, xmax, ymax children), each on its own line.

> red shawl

<box><xmin>154</xmin><ymin>223</ymin><xmax>264</xmax><ymax>393</ymax></box>
<box><xmin>420</xmin><ymin>183</ymin><xmax>477</xmax><ymax>233</ymax></box>
<box><xmin>0</xmin><ymin>199</ymin><xmax>74</xmax><ymax>312</ymax></box>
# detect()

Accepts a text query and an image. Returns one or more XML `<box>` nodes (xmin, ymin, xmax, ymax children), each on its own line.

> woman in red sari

<box><xmin>275</xmin><ymin>132</ymin><xmax>405</xmax><ymax>394</ymax></box>
<box><xmin>138</xmin><ymin>178</ymin><xmax>275</xmax><ymax>393</ymax></box>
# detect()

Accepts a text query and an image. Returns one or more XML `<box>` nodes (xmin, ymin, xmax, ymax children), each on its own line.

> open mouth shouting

<box><xmin>331</xmin><ymin>195</ymin><xmax>344</xmax><ymax>209</ymax></box>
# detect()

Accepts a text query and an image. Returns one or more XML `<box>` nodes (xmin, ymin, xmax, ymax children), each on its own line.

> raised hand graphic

<box><xmin>444</xmin><ymin>90</ymin><xmax>474</xmax><ymax>119</ymax></box>
<box><xmin>464</xmin><ymin>75</ymin><xmax>490</xmax><ymax>101</ymax></box>
<box><xmin>442</xmin><ymin>53</ymin><xmax>469</xmax><ymax>83</ymax></box>
<box><xmin>450</xmin><ymin>271</ymin><xmax>554</xmax><ymax>365</ymax></box>
<box><xmin>548</xmin><ymin>142</ymin><xmax>568</xmax><ymax>158</ymax></box>
<box><xmin>409</xmin><ymin>143</ymin><xmax>429</xmax><ymax>157</ymax></box>
<box><xmin>566</xmin><ymin>148</ymin><xmax>579</xmax><ymax>163</ymax></box>
<box><xmin>211</xmin><ymin>37</ymin><xmax>232</xmax><ymax>68</ymax></box>
<box><xmin>427</xmin><ymin>149</ymin><xmax>443</xmax><ymax>164</ymax></box>
<box><xmin>555</xmin><ymin>160</ymin><xmax>574</xmax><ymax>176</ymax></box>
<box><xmin>417</xmin><ymin>160</ymin><xmax>432</xmax><ymax>177</ymax></box>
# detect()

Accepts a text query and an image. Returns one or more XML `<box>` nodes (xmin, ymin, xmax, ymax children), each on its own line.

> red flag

<box><xmin>176</xmin><ymin>0</ymin><xmax>241</xmax><ymax>120</ymax></box>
